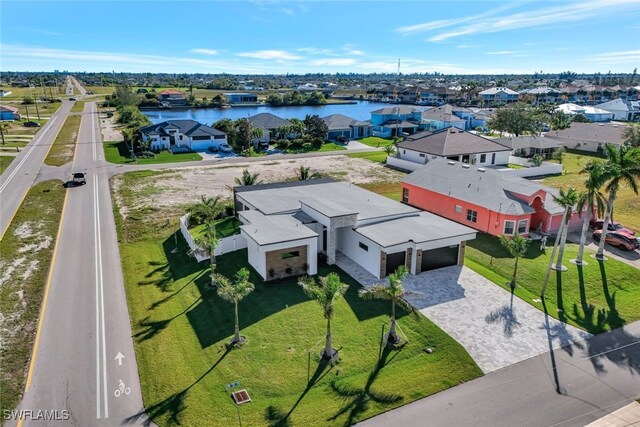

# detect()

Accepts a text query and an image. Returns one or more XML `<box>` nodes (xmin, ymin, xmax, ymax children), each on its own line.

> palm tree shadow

<box><xmin>134</xmin><ymin>295</ymin><xmax>204</xmax><ymax>342</ymax></box>
<box><xmin>124</xmin><ymin>346</ymin><xmax>232</xmax><ymax>426</ymax></box>
<box><xmin>148</xmin><ymin>270</ymin><xmax>207</xmax><ymax>310</ymax></box>
<box><xmin>570</xmin><ymin>265</ymin><xmax>607</xmax><ymax>334</ymax></box>
<box><xmin>327</xmin><ymin>344</ymin><xmax>405</xmax><ymax>426</ymax></box>
<box><xmin>555</xmin><ymin>270</ymin><xmax>567</xmax><ymax>323</ymax></box>
<box><xmin>265</xmin><ymin>359</ymin><xmax>333</xmax><ymax>427</ymax></box>
<box><xmin>485</xmin><ymin>292</ymin><xmax>521</xmax><ymax>337</ymax></box>
<box><xmin>598</xmin><ymin>260</ymin><xmax>625</xmax><ymax>329</ymax></box>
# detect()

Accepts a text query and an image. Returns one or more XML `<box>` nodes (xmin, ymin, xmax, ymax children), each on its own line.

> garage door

<box><xmin>386</xmin><ymin>251</ymin><xmax>406</xmax><ymax>276</ymax></box>
<box><xmin>421</xmin><ymin>245</ymin><xmax>458</xmax><ymax>272</ymax></box>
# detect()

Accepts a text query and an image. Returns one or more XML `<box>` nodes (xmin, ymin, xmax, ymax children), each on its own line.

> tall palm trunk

<box><xmin>210</xmin><ymin>252</ymin><xmax>217</xmax><ymax>287</ymax></box>
<box><xmin>233</xmin><ymin>300</ymin><xmax>241</xmax><ymax>343</ymax></box>
<box><xmin>324</xmin><ymin>317</ymin><xmax>333</xmax><ymax>358</ymax></box>
<box><xmin>511</xmin><ymin>255</ymin><xmax>520</xmax><ymax>288</ymax></box>
<box><xmin>541</xmin><ymin>218</ymin><xmax>565</xmax><ymax>297</ymax></box>
<box><xmin>388</xmin><ymin>299</ymin><xmax>398</xmax><ymax>342</ymax></box>
<box><xmin>576</xmin><ymin>210</ymin><xmax>591</xmax><ymax>264</ymax></box>
<box><xmin>554</xmin><ymin>207</ymin><xmax>571</xmax><ymax>270</ymax></box>
<box><xmin>597</xmin><ymin>192</ymin><xmax>617</xmax><ymax>259</ymax></box>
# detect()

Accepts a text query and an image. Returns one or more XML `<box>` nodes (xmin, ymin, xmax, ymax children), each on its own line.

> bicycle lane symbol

<box><xmin>114</xmin><ymin>379</ymin><xmax>131</xmax><ymax>398</ymax></box>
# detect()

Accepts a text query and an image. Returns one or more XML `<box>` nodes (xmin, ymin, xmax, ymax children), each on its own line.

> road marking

<box><xmin>115</xmin><ymin>352</ymin><xmax>125</xmax><ymax>366</ymax></box>
<box><xmin>94</xmin><ymin>175</ymin><xmax>109</xmax><ymax>419</ymax></box>
<box><xmin>94</xmin><ymin>175</ymin><xmax>101</xmax><ymax>419</ymax></box>
<box><xmin>0</xmin><ymin>116</ymin><xmax>58</xmax><ymax>194</ymax></box>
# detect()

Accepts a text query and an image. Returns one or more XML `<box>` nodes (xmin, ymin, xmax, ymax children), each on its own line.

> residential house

<box><xmin>158</xmin><ymin>89</ymin><xmax>187</xmax><ymax>106</ymax></box>
<box><xmin>561</xmin><ymin>86</ymin><xmax>590</xmax><ymax>104</ymax></box>
<box><xmin>470</xmin><ymin>109</ymin><xmax>495</xmax><ymax>131</ymax></box>
<box><xmin>594</xmin><ymin>99</ymin><xmax>640</xmax><ymax>121</ymax></box>
<box><xmin>478</xmin><ymin>87</ymin><xmax>519</xmax><ymax>104</ymax></box>
<box><xmin>496</xmin><ymin>136</ymin><xmax>560</xmax><ymax>158</ymax></box>
<box><xmin>247</xmin><ymin>113</ymin><xmax>293</xmax><ymax>144</ymax></box>
<box><xmin>397</xmin><ymin>127</ymin><xmax>511</xmax><ymax>166</ymax></box>
<box><xmin>401</xmin><ymin>158</ymin><xmax>582</xmax><ymax>237</ymax></box>
<box><xmin>322</xmin><ymin>114</ymin><xmax>372</xmax><ymax>140</ymax></box>
<box><xmin>370</xmin><ymin>106</ymin><xmax>423</xmax><ymax>137</ymax></box>
<box><xmin>556</xmin><ymin>103</ymin><xmax>614</xmax><ymax>122</ymax></box>
<box><xmin>224</xmin><ymin>93</ymin><xmax>259</xmax><ymax>104</ymax></box>
<box><xmin>0</xmin><ymin>105</ymin><xmax>20</xmax><ymax>120</ymax></box>
<box><xmin>139</xmin><ymin>120</ymin><xmax>227</xmax><ymax>151</ymax></box>
<box><xmin>520</xmin><ymin>87</ymin><xmax>564</xmax><ymax>104</ymax></box>
<box><xmin>234</xmin><ymin>179</ymin><xmax>476</xmax><ymax>281</ymax></box>
<box><xmin>420</xmin><ymin>104</ymin><xmax>471</xmax><ymax>131</ymax></box>
<box><xmin>544</xmin><ymin>122</ymin><xmax>629</xmax><ymax>152</ymax></box>
<box><xmin>0</xmin><ymin>90</ymin><xmax>13</xmax><ymax>97</ymax></box>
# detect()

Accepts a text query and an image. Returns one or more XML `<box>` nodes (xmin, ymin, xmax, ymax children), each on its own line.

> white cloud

<box><xmin>297</xmin><ymin>47</ymin><xmax>335</xmax><ymax>55</ymax></box>
<box><xmin>237</xmin><ymin>50</ymin><xmax>302</xmax><ymax>60</ymax></box>
<box><xmin>190</xmin><ymin>48</ymin><xmax>219</xmax><ymax>56</ymax></box>
<box><xmin>342</xmin><ymin>44</ymin><xmax>365</xmax><ymax>56</ymax></box>
<box><xmin>426</xmin><ymin>0</ymin><xmax>640</xmax><ymax>42</ymax></box>
<box><xmin>281</xmin><ymin>8</ymin><xmax>294</xmax><ymax>15</ymax></box>
<box><xmin>588</xmin><ymin>50</ymin><xmax>640</xmax><ymax>64</ymax></box>
<box><xmin>310</xmin><ymin>58</ymin><xmax>357</xmax><ymax>66</ymax></box>
<box><xmin>457</xmin><ymin>44</ymin><xmax>482</xmax><ymax>49</ymax></box>
<box><xmin>485</xmin><ymin>50</ymin><xmax>521</xmax><ymax>55</ymax></box>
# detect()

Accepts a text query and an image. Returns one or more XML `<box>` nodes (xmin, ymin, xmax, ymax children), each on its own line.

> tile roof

<box><xmin>370</xmin><ymin>106</ymin><xmax>423</xmax><ymax>115</ymax></box>
<box><xmin>139</xmin><ymin>120</ymin><xmax>226</xmax><ymax>138</ymax></box>
<box><xmin>398</xmin><ymin>127</ymin><xmax>511</xmax><ymax>156</ymax></box>
<box><xmin>158</xmin><ymin>89</ymin><xmax>184</xmax><ymax>95</ymax></box>
<box><xmin>247</xmin><ymin>113</ymin><xmax>292</xmax><ymax>129</ymax></box>
<box><xmin>421</xmin><ymin>104</ymin><xmax>468</xmax><ymax>122</ymax></box>
<box><xmin>479</xmin><ymin>87</ymin><xmax>519</xmax><ymax>95</ymax></box>
<box><xmin>496</xmin><ymin>136</ymin><xmax>560</xmax><ymax>150</ymax></box>
<box><xmin>322</xmin><ymin>114</ymin><xmax>371</xmax><ymax>130</ymax></box>
<box><xmin>594</xmin><ymin>98</ymin><xmax>638</xmax><ymax>112</ymax></box>
<box><xmin>544</xmin><ymin>122</ymin><xmax>629</xmax><ymax>145</ymax></box>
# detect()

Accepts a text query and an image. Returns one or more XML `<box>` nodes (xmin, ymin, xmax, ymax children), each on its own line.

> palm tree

<box><xmin>216</xmin><ymin>268</ymin><xmax>255</xmax><ymax>345</ymax></box>
<box><xmin>188</xmin><ymin>195</ymin><xmax>222</xmax><ymax>225</ymax></box>
<box><xmin>499</xmin><ymin>233</ymin><xmax>530</xmax><ymax>289</ymax></box>
<box><xmin>298</xmin><ymin>272</ymin><xmax>348</xmax><ymax>360</ymax></box>
<box><xmin>251</xmin><ymin>127</ymin><xmax>264</xmax><ymax>148</ymax></box>
<box><xmin>359</xmin><ymin>266</ymin><xmax>413</xmax><ymax>345</ymax></box>
<box><xmin>551</xmin><ymin>187</ymin><xmax>579</xmax><ymax>271</ymax></box>
<box><xmin>0</xmin><ymin>121</ymin><xmax>9</xmax><ymax>145</ymax></box>
<box><xmin>596</xmin><ymin>144</ymin><xmax>640</xmax><ymax>260</ymax></box>
<box><xmin>194</xmin><ymin>221</ymin><xmax>220</xmax><ymax>288</ymax></box>
<box><xmin>234</xmin><ymin>169</ymin><xmax>262</xmax><ymax>186</ymax></box>
<box><xmin>296</xmin><ymin>165</ymin><xmax>321</xmax><ymax>181</ymax></box>
<box><xmin>573</xmin><ymin>162</ymin><xmax>606</xmax><ymax>265</ymax></box>
<box><xmin>383</xmin><ymin>144</ymin><xmax>396</xmax><ymax>157</ymax></box>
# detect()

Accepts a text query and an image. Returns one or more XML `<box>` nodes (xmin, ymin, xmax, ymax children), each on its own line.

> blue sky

<box><xmin>1</xmin><ymin>0</ymin><xmax>639</xmax><ymax>74</ymax></box>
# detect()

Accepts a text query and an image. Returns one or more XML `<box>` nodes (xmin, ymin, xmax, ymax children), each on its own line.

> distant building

<box><xmin>322</xmin><ymin>114</ymin><xmax>372</xmax><ymax>140</ymax></box>
<box><xmin>158</xmin><ymin>89</ymin><xmax>187</xmax><ymax>106</ymax></box>
<box><xmin>544</xmin><ymin>122</ymin><xmax>629</xmax><ymax>152</ymax></box>
<box><xmin>478</xmin><ymin>87</ymin><xmax>519</xmax><ymax>104</ymax></box>
<box><xmin>139</xmin><ymin>120</ymin><xmax>227</xmax><ymax>151</ymax></box>
<box><xmin>593</xmin><ymin>99</ymin><xmax>640</xmax><ymax>121</ymax></box>
<box><xmin>556</xmin><ymin>103</ymin><xmax>614</xmax><ymax>122</ymax></box>
<box><xmin>0</xmin><ymin>90</ymin><xmax>13</xmax><ymax>97</ymax></box>
<box><xmin>0</xmin><ymin>105</ymin><xmax>20</xmax><ymax>121</ymax></box>
<box><xmin>370</xmin><ymin>106</ymin><xmax>423</xmax><ymax>137</ymax></box>
<box><xmin>224</xmin><ymin>93</ymin><xmax>258</xmax><ymax>104</ymax></box>
<box><xmin>421</xmin><ymin>104</ymin><xmax>471</xmax><ymax>131</ymax></box>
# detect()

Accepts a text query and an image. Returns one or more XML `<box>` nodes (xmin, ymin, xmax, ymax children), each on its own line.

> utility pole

<box><xmin>25</xmin><ymin>104</ymin><xmax>31</xmax><ymax>121</ymax></box>
<box><xmin>30</xmin><ymin>87</ymin><xmax>41</xmax><ymax>120</ymax></box>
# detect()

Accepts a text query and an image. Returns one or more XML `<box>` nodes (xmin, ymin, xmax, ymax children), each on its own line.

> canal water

<box><xmin>143</xmin><ymin>101</ymin><xmax>423</xmax><ymax>124</ymax></box>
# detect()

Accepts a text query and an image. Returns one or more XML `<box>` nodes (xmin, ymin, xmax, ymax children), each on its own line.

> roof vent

<box><xmin>462</xmin><ymin>164</ymin><xmax>471</xmax><ymax>168</ymax></box>
<box><xmin>448</xmin><ymin>160</ymin><xmax>456</xmax><ymax>165</ymax></box>
<box><xmin>478</xmin><ymin>168</ymin><xmax>486</xmax><ymax>172</ymax></box>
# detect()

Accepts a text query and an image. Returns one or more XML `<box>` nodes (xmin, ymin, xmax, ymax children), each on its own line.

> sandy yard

<box><xmin>99</xmin><ymin>108</ymin><xmax>123</xmax><ymax>141</ymax></box>
<box><xmin>113</xmin><ymin>155</ymin><xmax>405</xmax><ymax>214</ymax></box>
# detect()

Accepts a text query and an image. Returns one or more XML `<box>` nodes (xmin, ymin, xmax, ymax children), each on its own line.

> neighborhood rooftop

<box><xmin>239</xmin><ymin>210</ymin><xmax>317</xmax><ymax>246</ymax></box>
<box><xmin>247</xmin><ymin>112</ymin><xmax>292</xmax><ymax>129</ymax></box>
<box><xmin>544</xmin><ymin>122</ymin><xmax>628</xmax><ymax>145</ymax></box>
<box><xmin>139</xmin><ymin>119</ymin><xmax>225</xmax><ymax>137</ymax></box>
<box><xmin>370</xmin><ymin>106</ymin><xmax>423</xmax><ymax>115</ymax></box>
<box><xmin>398</xmin><ymin>127</ymin><xmax>511</xmax><ymax>157</ymax></box>
<box><xmin>322</xmin><ymin>114</ymin><xmax>370</xmax><ymax>129</ymax></box>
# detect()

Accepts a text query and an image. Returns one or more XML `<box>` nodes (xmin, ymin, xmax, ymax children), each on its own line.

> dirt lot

<box><xmin>99</xmin><ymin>108</ymin><xmax>122</xmax><ymax>141</ymax></box>
<box><xmin>112</xmin><ymin>155</ymin><xmax>405</xmax><ymax>216</ymax></box>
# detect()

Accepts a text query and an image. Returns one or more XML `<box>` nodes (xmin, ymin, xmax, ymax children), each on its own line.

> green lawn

<box><xmin>189</xmin><ymin>217</ymin><xmax>242</xmax><ymax>239</ymax></box>
<box><xmin>359</xmin><ymin>137</ymin><xmax>394</xmax><ymax>148</ymax></box>
<box><xmin>347</xmin><ymin>151</ymin><xmax>388</xmax><ymax>164</ymax></box>
<box><xmin>0</xmin><ymin>180</ymin><xmax>66</xmax><ymax>414</ymax></box>
<box><xmin>113</xmin><ymin>175</ymin><xmax>482</xmax><ymax>427</ymax></box>
<box><xmin>70</xmin><ymin>101</ymin><xmax>86</xmax><ymax>112</ymax></box>
<box><xmin>358</xmin><ymin>182</ymin><xmax>402</xmax><ymax>201</ymax></box>
<box><xmin>465</xmin><ymin>233</ymin><xmax>640</xmax><ymax>334</ymax></box>
<box><xmin>44</xmin><ymin>115</ymin><xmax>80</xmax><ymax>166</ymax></box>
<box><xmin>284</xmin><ymin>142</ymin><xmax>347</xmax><ymax>154</ymax></box>
<box><xmin>544</xmin><ymin>151</ymin><xmax>640</xmax><ymax>231</ymax></box>
<box><xmin>104</xmin><ymin>141</ymin><xmax>203</xmax><ymax>164</ymax></box>
<box><xmin>0</xmin><ymin>155</ymin><xmax>15</xmax><ymax>174</ymax></box>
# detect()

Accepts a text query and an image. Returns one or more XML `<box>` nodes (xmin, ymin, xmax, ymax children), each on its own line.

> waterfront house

<box><xmin>158</xmin><ymin>89</ymin><xmax>187</xmax><ymax>106</ymax></box>
<box><xmin>322</xmin><ymin>114</ymin><xmax>372</xmax><ymax>141</ymax></box>
<box><xmin>370</xmin><ymin>106</ymin><xmax>422</xmax><ymax>137</ymax></box>
<box><xmin>234</xmin><ymin>179</ymin><xmax>476</xmax><ymax>281</ymax></box>
<box><xmin>421</xmin><ymin>104</ymin><xmax>471</xmax><ymax>131</ymax></box>
<box><xmin>247</xmin><ymin>113</ymin><xmax>293</xmax><ymax>144</ymax></box>
<box><xmin>139</xmin><ymin>120</ymin><xmax>227</xmax><ymax>152</ymax></box>
<box><xmin>224</xmin><ymin>93</ymin><xmax>259</xmax><ymax>104</ymax></box>
<box><xmin>401</xmin><ymin>158</ymin><xmax>581</xmax><ymax>237</ymax></box>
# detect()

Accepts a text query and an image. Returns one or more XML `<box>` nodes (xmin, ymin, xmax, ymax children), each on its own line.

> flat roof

<box><xmin>355</xmin><ymin>212</ymin><xmax>476</xmax><ymax>248</ymax></box>
<box><xmin>236</xmin><ymin>180</ymin><xmax>417</xmax><ymax>221</ymax></box>
<box><xmin>239</xmin><ymin>211</ymin><xmax>317</xmax><ymax>246</ymax></box>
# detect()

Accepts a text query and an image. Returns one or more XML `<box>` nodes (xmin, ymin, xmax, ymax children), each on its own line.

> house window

<box><xmin>359</xmin><ymin>242</ymin><xmax>368</xmax><ymax>251</ymax></box>
<box><xmin>491</xmin><ymin>153</ymin><xmax>496</xmax><ymax>164</ymax></box>
<box><xmin>466</xmin><ymin>209</ymin><xmax>478</xmax><ymax>223</ymax></box>
<box><xmin>419</xmin><ymin>153</ymin><xmax>426</xmax><ymax>157</ymax></box>
<box><xmin>402</xmin><ymin>188</ymin><xmax>409</xmax><ymax>203</ymax></box>
<box><xmin>455</xmin><ymin>205</ymin><xmax>462</xmax><ymax>214</ymax></box>
<box><xmin>480</xmin><ymin>154</ymin><xmax>486</xmax><ymax>163</ymax></box>
<box><xmin>518</xmin><ymin>219</ymin><xmax>529</xmax><ymax>234</ymax></box>
<box><xmin>504</xmin><ymin>220</ymin><xmax>515</xmax><ymax>235</ymax></box>
<box><xmin>281</xmin><ymin>251</ymin><xmax>300</xmax><ymax>259</ymax></box>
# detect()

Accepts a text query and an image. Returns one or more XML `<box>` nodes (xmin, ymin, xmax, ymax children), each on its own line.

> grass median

<box><xmin>112</xmin><ymin>172</ymin><xmax>482</xmax><ymax>427</ymax></box>
<box><xmin>0</xmin><ymin>155</ymin><xmax>15</xmax><ymax>175</ymax></box>
<box><xmin>44</xmin><ymin>115</ymin><xmax>80</xmax><ymax>166</ymax></box>
<box><xmin>0</xmin><ymin>180</ymin><xmax>66</xmax><ymax>413</ymax></box>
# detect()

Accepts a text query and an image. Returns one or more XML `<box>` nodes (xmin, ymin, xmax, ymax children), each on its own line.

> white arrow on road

<box><xmin>114</xmin><ymin>352</ymin><xmax>125</xmax><ymax>366</ymax></box>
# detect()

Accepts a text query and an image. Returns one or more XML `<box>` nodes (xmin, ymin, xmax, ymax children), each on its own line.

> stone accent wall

<box><xmin>458</xmin><ymin>241</ymin><xmax>466</xmax><ymax>266</ymax></box>
<box><xmin>415</xmin><ymin>249</ymin><xmax>423</xmax><ymax>274</ymax></box>
<box><xmin>405</xmin><ymin>247</ymin><xmax>413</xmax><ymax>272</ymax></box>
<box><xmin>265</xmin><ymin>245</ymin><xmax>308</xmax><ymax>281</ymax></box>
<box><xmin>379</xmin><ymin>251</ymin><xmax>387</xmax><ymax>278</ymax></box>
<box><xmin>326</xmin><ymin>214</ymin><xmax>358</xmax><ymax>265</ymax></box>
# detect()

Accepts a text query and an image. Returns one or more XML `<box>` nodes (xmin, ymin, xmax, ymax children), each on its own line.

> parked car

<box><xmin>69</xmin><ymin>97</ymin><xmax>77</xmax><ymax>101</ymax></box>
<box><xmin>590</xmin><ymin>218</ymin><xmax>635</xmax><ymax>236</ymax></box>
<box><xmin>592</xmin><ymin>230</ymin><xmax>640</xmax><ymax>251</ymax></box>
<box><xmin>219</xmin><ymin>144</ymin><xmax>233</xmax><ymax>153</ymax></box>
<box><xmin>23</xmin><ymin>121</ymin><xmax>40</xmax><ymax>127</ymax></box>
<box><xmin>336</xmin><ymin>135</ymin><xmax>348</xmax><ymax>144</ymax></box>
<box><xmin>72</xmin><ymin>172</ymin><xmax>86</xmax><ymax>186</ymax></box>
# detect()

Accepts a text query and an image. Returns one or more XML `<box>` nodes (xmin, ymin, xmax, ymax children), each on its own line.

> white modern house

<box><xmin>234</xmin><ymin>180</ymin><xmax>476</xmax><ymax>281</ymax></box>
<box><xmin>556</xmin><ymin>103</ymin><xmax>614</xmax><ymax>122</ymax></box>
<box><xmin>396</xmin><ymin>127</ymin><xmax>512</xmax><ymax>166</ymax></box>
<box><xmin>594</xmin><ymin>99</ymin><xmax>640</xmax><ymax>121</ymax></box>
<box><xmin>139</xmin><ymin>120</ymin><xmax>228</xmax><ymax>151</ymax></box>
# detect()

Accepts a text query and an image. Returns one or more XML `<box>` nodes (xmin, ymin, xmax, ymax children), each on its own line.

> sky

<box><xmin>1</xmin><ymin>0</ymin><xmax>639</xmax><ymax>75</ymax></box>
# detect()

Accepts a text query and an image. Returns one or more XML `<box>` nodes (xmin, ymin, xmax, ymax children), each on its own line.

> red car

<box><xmin>592</xmin><ymin>230</ymin><xmax>640</xmax><ymax>251</ymax></box>
<box><xmin>590</xmin><ymin>218</ymin><xmax>635</xmax><ymax>236</ymax></box>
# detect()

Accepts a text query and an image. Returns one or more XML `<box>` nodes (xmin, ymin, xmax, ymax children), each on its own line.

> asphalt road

<box><xmin>358</xmin><ymin>320</ymin><xmax>640</xmax><ymax>427</ymax></box>
<box><xmin>12</xmin><ymin>101</ymin><xmax>150</xmax><ymax>426</ymax></box>
<box><xmin>0</xmin><ymin>101</ymin><xmax>73</xmax><ymax>239</ymax></box>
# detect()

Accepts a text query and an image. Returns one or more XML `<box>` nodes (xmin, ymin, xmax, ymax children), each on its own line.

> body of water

<box><xmin>143</xmin><ymin>101</ymin><xmax>423</xmax><ymax>124</ymax></box>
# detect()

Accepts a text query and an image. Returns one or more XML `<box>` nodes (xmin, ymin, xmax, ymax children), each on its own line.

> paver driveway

<box><xmin>336</xmin><ymin>254</ymin><xmax>590</xmax><ymax>373</ymax></box>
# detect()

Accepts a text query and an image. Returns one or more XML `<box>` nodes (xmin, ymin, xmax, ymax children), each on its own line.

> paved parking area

<box><xmin>336</xmin><ymin>253</ymin><xmax>590</xmax><ymax>373</ymax></box>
